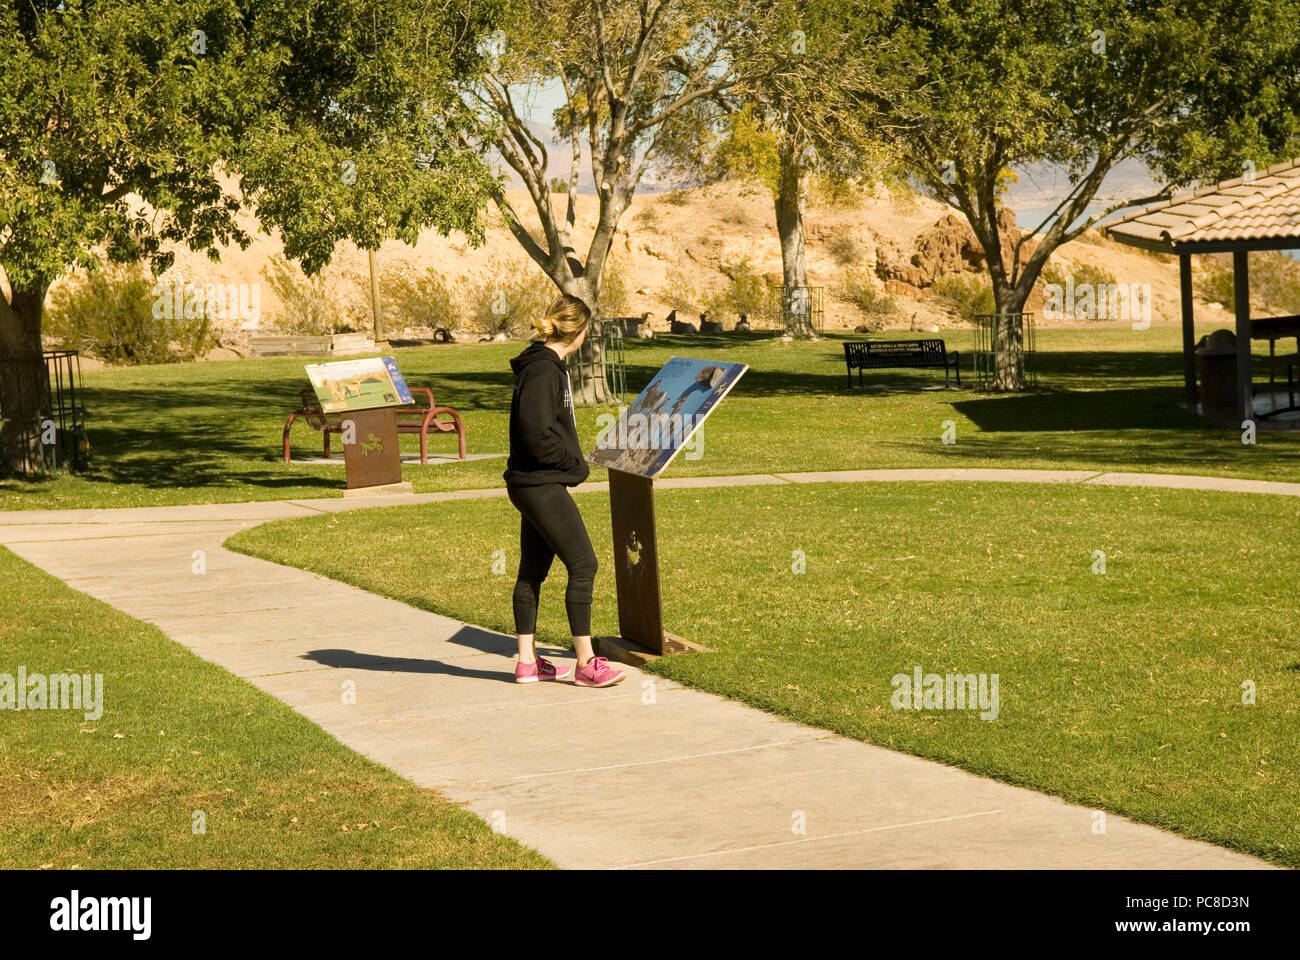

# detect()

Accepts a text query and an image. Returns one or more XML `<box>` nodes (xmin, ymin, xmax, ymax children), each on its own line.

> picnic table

<box><xmin>1251</xmin><ymin>314</ymin><xmax>1300</xmax><ymax>414</ymax></box>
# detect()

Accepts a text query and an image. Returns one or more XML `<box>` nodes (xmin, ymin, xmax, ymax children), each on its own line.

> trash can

<box><xmin>1195</xmin><ymin>329</ymin><xmax>1238</xmax><ymax>407</ymax></box>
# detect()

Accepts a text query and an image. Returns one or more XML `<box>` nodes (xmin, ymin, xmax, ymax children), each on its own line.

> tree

<box><xmin>464</xmin><ymin>0</ymin><xmax>782</xmax><ymax>402</ymax></box>
<box><xmin>651</xmin><ymin>0</ymin><xmax>902</xmax><ymax>338</ymax></box>
<box><xmin>0</xmin><ymin>0</ymin><xmax>503</xmax><ymax>473</ymax></box>
<box><xmin>846</xmin><ymin>0</ymin><xmax>1300</xmax><ymax>388</ymax></box>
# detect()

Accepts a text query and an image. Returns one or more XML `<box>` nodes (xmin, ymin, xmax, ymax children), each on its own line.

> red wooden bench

<box><xmin>283</xmin><ymin>387</ymin><xmax>466</xmax><ymax>463</ymax></box>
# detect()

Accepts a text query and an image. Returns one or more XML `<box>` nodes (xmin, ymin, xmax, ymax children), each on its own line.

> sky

<box><xmin>496</xmin><ymin>79</ymin><xmax>1297</xmax><ymax>257</ymax></box>
<box><xmin>497</xmin><ymin>78</ymin><xmax>1159</xmax><ymax>220</ymax></box>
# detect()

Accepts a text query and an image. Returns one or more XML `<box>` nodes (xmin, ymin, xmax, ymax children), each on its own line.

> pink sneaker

<box><xmin>515</xmin><ymin>656</ymin><xmax>574</xmax><ymax>684</ymax></box>
<box><xmin>574</xmin><ymin>656</ymin><xmax>625</xmax><ymax>688</ymax></box>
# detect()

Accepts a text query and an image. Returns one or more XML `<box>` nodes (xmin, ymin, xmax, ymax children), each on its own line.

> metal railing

<box><xmin>0</xmin><ymin>350</ymin><xmax>90</xmax><ymax>475</ymax></box>
<box><xmin>566</xmin><ymin>320</ymin><xmax>629</xmax><ymax>404</ymax></box>
<box><xmin>738</xmin><ymin>285</ymin><xmax>825</xmax><ymax>334</ymax></box>
<box><xmin>972</xmin><ymin>313</ymin><xmax>1037</xmax><ymax>390</ymax></box>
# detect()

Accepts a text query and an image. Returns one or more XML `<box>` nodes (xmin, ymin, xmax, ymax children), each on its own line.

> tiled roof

<box><xmin>1105</xmin><ymin>158</ymin><xmax>1300</xmax><ymax>248</ymax></box>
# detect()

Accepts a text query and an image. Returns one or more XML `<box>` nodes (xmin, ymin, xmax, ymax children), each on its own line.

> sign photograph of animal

<box><xmin>588</xmin><ymin>356</ymin><xmax>748</xmax><ymax>478</ymax></box>
<box><xmin>304</xmin><ymin>357</ymin><xmax>415</xmax><ymax>412</ymax></box>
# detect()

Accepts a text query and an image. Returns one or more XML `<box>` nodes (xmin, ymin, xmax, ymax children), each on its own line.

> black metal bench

<box><xmin>844</xmin><ymin>339</ymin><xmax>961</xmax><ymax>388</ymax></box>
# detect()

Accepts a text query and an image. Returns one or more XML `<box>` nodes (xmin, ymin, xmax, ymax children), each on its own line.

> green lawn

<box><xmin>4</xmin><ymin>325</ymin><xmax>1299</xmax><ymax>510</ymax></box>
<box><xmin>0</xmin><ymin>547</ymin><xmax>551</xmax><ymax>869</ymax></box>
<box><xmin>228</xmin><ymin>480</ymin><xmax>1300</xmax><ymax>866</ymax></box>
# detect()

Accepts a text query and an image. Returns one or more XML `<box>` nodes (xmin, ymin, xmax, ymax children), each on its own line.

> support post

<box><xmin>1232</xmin><ymin>250</ymin><xmax>1253</xmax><ymax>423</ymax></box>
<box><xmin>603</xmin><ymin>468</ymin><xmax>696</xmax><ymax>661</ymax></box>
<box><xmin>607</xmin><ymin>468</ymin><xmax>665</xmax><ymax>655</ymax></box>
<box><xmin>1179</xmin><ymin>252</ymin><xmax>1196</xmax><ymax>408</ymax></box>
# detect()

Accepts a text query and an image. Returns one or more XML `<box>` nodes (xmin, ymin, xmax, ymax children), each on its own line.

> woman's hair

<box><xmin>532</xmin><ymin>294</ymin><xmax>591</xmax><ymax>343</ymax></box>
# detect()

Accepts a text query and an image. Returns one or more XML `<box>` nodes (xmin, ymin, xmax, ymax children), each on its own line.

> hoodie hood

<box><xmin>511</xmin><ymin>340</ymin><xmax>566</xmax><ymax>375</ymax></box>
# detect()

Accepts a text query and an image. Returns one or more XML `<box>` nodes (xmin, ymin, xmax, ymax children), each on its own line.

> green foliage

<box><xmin>261</xmin><ymin>255</ymin><xmax>365</xmax><ymax>336</ymax></box>
<box><xmin>931</xmin><ymin>273</ymin><xmax>996</xmax><ymax>318</ymax></box>
<box><xmin>548</xmin><ymin>177</ymin><xmax>570</xmax><ymax>194</ymax></box>
<box><xmin>0</xmin><ymin>0</ymin><xmax>503</xmax><ymax>301</ymax></box>
<box><xmin>841</xmin><ymin>266</ymin><xmax>897</xmax><ymax>317</ymax></box>
<box><xmin>703</xmin><ymin>104</ymin><xmax>781</xmax><ymax>191</ymax></box>
<box><xmin>45</xmin><ymin>263</ymin><xmax>217</xmax><ymax>364</ymax></box>
<box><xmin>846</xmin><ymin>0</ymin><xmax>1300</xmax><ymax>318</ymax></box>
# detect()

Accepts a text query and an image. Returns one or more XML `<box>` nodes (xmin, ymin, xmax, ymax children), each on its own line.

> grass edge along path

<box><xmin>0</xmin><ymin>547</ymin><xmax>551</xmax><ymax>869</ymax></box>
<box><xmin>226</xmin><ymin>479</ymin><xmax>1300</xmax><ymax>868</ymax></box>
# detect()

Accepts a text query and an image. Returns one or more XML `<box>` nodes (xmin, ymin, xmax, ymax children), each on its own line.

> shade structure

<box><xmin>1105</xmin><ymin>158</ymin><xmax>1300</xmax><ymax>426</ymax></box>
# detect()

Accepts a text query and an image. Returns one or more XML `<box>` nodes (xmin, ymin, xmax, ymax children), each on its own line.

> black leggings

<box><xmin>507</xmin><ymin>483</ymin><xmax>598</xmax><ymax>637</ymax></box>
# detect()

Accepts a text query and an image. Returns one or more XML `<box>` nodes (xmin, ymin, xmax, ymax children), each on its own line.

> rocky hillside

<box><xmin>47</xmin><ymin>178</ymin><xmax>1256</xmax><ymax>355</ymax></box>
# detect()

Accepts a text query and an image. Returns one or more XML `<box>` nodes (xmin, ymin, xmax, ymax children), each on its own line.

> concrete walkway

<box><xmin>1</xmin><ymin>467</ymin><xmax>1285</xmax><ymax>869</ymax></box>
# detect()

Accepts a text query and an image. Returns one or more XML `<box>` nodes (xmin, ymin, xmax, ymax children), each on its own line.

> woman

<box><xmin>504</xmin><ymin>294</ymin><xmax>626</xmax><ymax>688</ymax></box>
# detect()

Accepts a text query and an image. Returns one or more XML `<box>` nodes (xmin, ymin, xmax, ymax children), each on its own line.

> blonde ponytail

<box><xmin>533</xmin><ymin>294</ymin><xmax>591</xmax><ymax>344</ymax></box>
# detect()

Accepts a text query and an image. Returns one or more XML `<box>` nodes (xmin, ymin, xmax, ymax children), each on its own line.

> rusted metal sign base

<box><xmin>604</xmin><ymin>467</ymin><xmax>702</xmax><ymax>660</ymax></box>
<box><xmin>342</xmin><ymin>407</ymin><xmax>402</xmax><ymax>489</ymax></box>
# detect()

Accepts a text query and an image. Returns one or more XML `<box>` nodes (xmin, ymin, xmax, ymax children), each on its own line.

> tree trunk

<box><xmin>569</xmin><ymin>314</ymin><xmax>616</xmax><ymax>405</ymax></box>
<box><xmin>566</xmin><ymin>277</ymin><xmax>614</xmax><ymax>406</ymax></box>
<box><xmin>0</xmin><ymin>284</ymin><xmax>52</xmax><ymax>475</ymax></box>
<box><xmin>989</xmin><ymin>283</ymin><xmax>1027</xmax><ymax>391</ymax></box>
<box><xmin>775</xmin><ymin>145</ymin><xmax>815</xmax><ymax>339</ymax></box>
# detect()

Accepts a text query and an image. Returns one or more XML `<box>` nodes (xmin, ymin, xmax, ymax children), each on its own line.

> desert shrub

<box><xmin>828</xmin><ymin>234</ymin><xmax>861</xmax><ymax>266</ymax></box>
<box><xmin>663</xmin><ymin>189</ymin><xmax>691</xmax><ymax>206</ymax></box>
<box><xmin>841</xmin><ymin>265</ymin><xmax>896</xmax><ymax>316</ymax></box>
<box><xmin>705</xmin><ymin>257</ymin><xmax>777</xmax><ymax>319</ymax></box>
<box><xmin>1075</xmin><ymin>262</ymin><xmax>1117</xmax><ymax>288</ymax></box>
<box><xmin>45</xmin><ymin>262</ymin><xmax>219</xmax><ymax>364</ymax></box>
<box><xmin>1199</xmin><ymin>251</ymin><xmax>1300</xmax><ymax>313</ymax></box>
<box><xmin>1198</xmin><ymin>259</ymin><xmax>1235</xmax><ymax>307</ymax></box>
<box><xmin>460</xmin><ymin>255</ymin><xmax>555</xmax><ymax>337</ymax></box>
<box><xmin>657</xmin><ymin>265</ymin><xmax>699</xmax><ymax>314</ymax></box>
<box><xmin>1041</xmin><ymin>260</ymin><xmax>1116</xmax><ymax>290</ymax></box>
<box><xmin>930</xmin><ymin>272</ymin><xmax>996</xmax><ymax>318</ymax></box>
<box><xmin>1251</xmin><ymin>252</ymin><xmax>1300</xmax><ymax>313</ymax></box>
<box><xmin>549</xmin><ymin>177</ymin><xmax>569</xmax><ymax>194</ymax></box>
<box><xmin>262</xmin><ymin>255</ymin><xmax>366</xmax><ymax>335</ymax></box>
<box><xmin>598</xmin><ymin>255</ymin><xmax>630</xmax><ymax>317</ymax></box>
<box><xmin>382</xmin><ymin>265</ymin><xmax>460</xmax><ymax>331</ymax></box>
<box><xmin>634</xmin><ymin>205</ymin><xmax>659</xmax><ymax>229</ymax></box>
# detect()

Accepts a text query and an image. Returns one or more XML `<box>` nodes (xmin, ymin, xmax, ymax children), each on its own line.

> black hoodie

<box><xmin>504</xmin><ymin>341</ymin><xmax>591</xmax><ymax>487</ymax></box>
